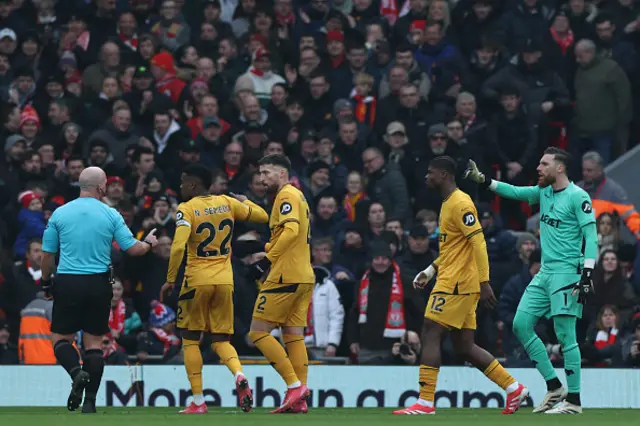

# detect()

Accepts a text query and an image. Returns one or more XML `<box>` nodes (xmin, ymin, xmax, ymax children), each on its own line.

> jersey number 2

<box><xmin>196</xmin><ymin>219</ymin><xmax>234</xmax><ymax>257</ymax></box>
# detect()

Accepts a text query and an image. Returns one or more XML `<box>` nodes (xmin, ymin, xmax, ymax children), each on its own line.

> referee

<box><xmin>41</xmin><ymin>167</ymin><xmax>158</xmax><ymax>413</ymax></box>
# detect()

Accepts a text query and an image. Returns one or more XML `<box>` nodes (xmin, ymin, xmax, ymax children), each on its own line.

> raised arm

<box><xmin>229</xmin><ymin>197</ymin><xmax>269</xmax><ymax>224</ymax></box>
<box><xmin>464</xmin><ymin>160</ymin><xmax>540</xmax><ymax>204</ymax></box>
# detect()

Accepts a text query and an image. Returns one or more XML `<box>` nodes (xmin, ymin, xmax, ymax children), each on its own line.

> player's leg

<box><xmin>451</xmin><ymin>330</ymin><xmax>527</xmax><ymax>414</ymax></box>
<box><xmin>177</xmin><ymin>287</ymin><xmax>207</xmax><ymax>414</ymax></box>
<box><xmin>282</xmin><ymin>284</ymin><xmax>313</xmax><ymax>387</ymax></box>
<box><xmin>208</xmin><ymin>284</ymin><xmax>252</xmax><ymax>412</ymax></box>
<box><xmin>545</xmin><ymin>273</ymin><xmax>583</xmax><ymax>414</ymax></box>
<box><xmin>50</xmin><ymin>277</ymin><xmax>86</xmax><ymax>407</ymax></box>
<box><xmin>451</xmin><ymin>294</ymin><xmax>527</xmax><ymax>414</ymax></box>
<box><xmin>249</xmin><ymin>288</ymin><xmax>300</xmax><ymax>387</ymax></box>
<box><xmin>279</xmin><ymin>284</ymin><xmax>314</xmax><ymax>414</ymax></box>
<box><xmin>79</xmin><ymin>275</ymin><xmax>115</xmax><ymax>413</ymax></box>
<box><xmin>393</xmin><ymin>315</ymin><xmax>447</xmax><ymax>415</ymax></box>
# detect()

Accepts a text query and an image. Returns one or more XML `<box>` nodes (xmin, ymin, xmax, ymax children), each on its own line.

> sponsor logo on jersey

<box><xmin>581</xmin><ymin>200</ymin><xmax>592</xmax><ymax>213</ymax></box>
<box><xmin>540</xmin><ymin>213</ymin><xmax>562</xmax><ymax>228</ymax></box>
<box><xmin>280</xmin><ymin>202</ymin><xmax>292</xmax><ymax>215</ymax></box>
<box><xmin>462</xmin><ymin>212</ymin><xmax>476</xmax><ymax>226</ymax></box>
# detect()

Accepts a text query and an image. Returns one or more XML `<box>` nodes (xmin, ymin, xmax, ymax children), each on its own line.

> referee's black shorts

<box><xmin>51</xmin><ymin>273</ymin><xmax>112</xmax><ymax>336</ymax></box>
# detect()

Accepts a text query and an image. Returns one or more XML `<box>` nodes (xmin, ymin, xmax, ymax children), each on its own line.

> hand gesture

<box><xmin>349</xmin><ymin>343</ymin><xmax>360</xmax><ymax>356</ymax></box>
<box><xmin>144</xmin><ymin>228</ymin><xmax>158</xmax><ymax>247</ymax></box>
<box><xmin>284</xmin><ymin>64</ymin><xmax>297</xmax><ymax>85</ymax></box>
<box><xmin>324</xmin><ymin>345</ymin><xmax>337</xmax><ymax>357</ymax></box>
<box><xmin>463</xmin><ymin>159</ymin><xmax>486</xmax><ymax>184</ymax></box>
<box><xmin>183</xmin><ymin>101</ymin><xmax>193</xmax><ymax>120</ymax></box>
<box><xmin>480</xmin><ymin>281</ymin><xmax>498</xmax><ymax>309</ymax></box>
<box><xmin>229</xmin><ymin>192</ymin><xmax>248</xmax><ymax>202</ymax></box>
<box><xmin>160</xmin><ymin>281</ymin><xmax>174</xmax><ymax>301</ymax></box>
<box><xmin>413</xmin><ymin>265</ymin><xmax>435</xmax><ymax>289</ymax></box>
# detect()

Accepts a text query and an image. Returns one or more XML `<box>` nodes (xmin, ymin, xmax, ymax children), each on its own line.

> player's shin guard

<box><xmin>54</xmin><ymin>339</ymin><xmax>82</xmax><ymax>379</ymax></box>
<box><xmin>82</xmin><ymin>349</ymin><xmax>105</xmax><ymax>400</ymax></box>
<box><xmin>418</xmin><ymin>365</ymin><xmax>439</xmax><ymax>405</ymax></box>
<box><xmin>249</xmin><ymin>331</ymin><xmax>299</xmax><ymax>386</ymax></box>
<box><xmin>554</xmin><ymin>315</ymin><xmax>581</xmax><ymax>405</ymax></box>
<box><xmin>183</xmin><ymin>339</ymin><xmax>204</xmax><ymax>395</ymax></box>
<box><xmin>284</xmin><ymin>335</ymin><xmax>308</xmax><ymax>385</ymax></box>
<box><xmin>483</xmin><ymin>359</ymin><xmax>517</xmax><ymax>390</ymax></box>
<box><xmin>513</xmin><ymin>311</ymin><xmax>558</xmax><ymax>383</ymax></box>
<box><xmin>212</xmin><ymin>341</ymin><xmax>242</xmax><ymax>376</ymax></box>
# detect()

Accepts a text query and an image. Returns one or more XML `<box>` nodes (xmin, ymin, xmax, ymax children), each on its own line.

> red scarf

<box><xmin>108</xmin><ymin>299</ymin><xmax>126</xmax><ymax>335</ymax></box>
<box><xmin>351</xmin><ymin>91</ymin><xmax>377</xmax><ymax>127</ymax></box>
<box><xmin>343</xmin><ymin>192</ymin><xmax>366</xmax><ymax>221</ymax></box>
<box><xmin>594</xmin><ymin>328</ymin><xmax>617</xmax><ymax>367</ymax></box>
<box><xmin>225</xmin><ymin>164</ymin><xmax>239</xmax><ymax>179</ymax></box>
<box><xmin>151</xmin><ymin>328</ymin><xmax>181</xmax><ymax>355</ymax></box>
<box><xmin>118</xmin><ymin>29</ymin><xmax>138</xmax><ymax>50</ymax></box>
<box><xmin>249</xmin><ymin>66</ymin><xmax>264</xmax><ymax>77</ymax></box>
<box><xmin>25</xmin><ymin>259</ymin><xmax>42</xmax><ymax>284</ymax></box>
<box><xmin>358</xmin><ymin>261</ymin><xmax>406</xmax><ymax>338</ymax></box>
<box><xmin>330</xmin><ymin>54</ymin><xmax>345</xmax><ymax>69</ymax></box>
<box><xmin>276</xmin><ymin>12</ymin><xmax>295</xmax><ymax>26</ymax></box>
<box><xmin>461</xmin><ymin>114</ymin><xmax>476</xmax><ymax>133</ymax></box>
<box><xmin>549</xmin><ymin>28</ymin><xmax>574</xmax><ymax>55</ymax></box>
<box><xmin>380</xmin><ymin>0</ymin><xmax>399</xmax><ymax>25</ymax></box>
<box><xmin>102</xmin><ymin>338</ymin><xmax>119</xmax><ymax>359</ymax></box>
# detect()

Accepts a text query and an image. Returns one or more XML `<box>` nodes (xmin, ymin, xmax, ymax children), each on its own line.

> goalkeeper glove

<box><xmin>42</xmin><ymin>277</ymin><xmax>53</xmax><ymax>300</ymax></box>
<box><xmin>572</xmin><ymin>267</ymin><xmax>594</xmax><ymax>304</ymax></box>
<box><xmin>463</xmin><ymin>160</ymin><xmax>490</xmax><ymax>190</ymax></box>
<box><xmin>250</xmin><ymin>257</ymin><xmax>271</xmax><ymax>281</ymax></box>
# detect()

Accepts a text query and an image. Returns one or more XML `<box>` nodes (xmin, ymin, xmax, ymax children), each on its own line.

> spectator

<box><xmin>390</xmin><ymin>330</ymin><xmax>421</xmax><ymax>365</ymax></box>
<box><xmin>311</xmin><ymin>196</ymin><xmax>346</xmax><ymax>240</ymax></box>
<box><xmin>347</xmin><ymin>242</ymin><xmax>420</xmax><ymax>364</ymax></box>
<box><xmin>18</xmin><ymin>292</ymin><xmax>54</xmax><ymax>365</ymax></box>
<box><xmin>579</xmin><ymin>151</ymin><xmax>640</xmax><ymax>240</ymax></box>
<box><xmin>0</xmin><ymin>323</ymin><xmax>18</xmax><ymax>365</ymax></box>
<box><xmin>597</xmin><ymin>212</ymin><xmax>620</xmax><ymax>259</ymax></box>
<box><xmin>13</xmin><ymin>192</ymin><xmax>45</xmax><ymax>258</ymax></box>
<box><xmin>311</xmin><ymin>237</ymin><xmax>354</xmax><ymax>285</ymax></box>
<box><xmin>590</xmin><ymin>249</ymin><xmax>638</xmax><ymax>321</ymax></box>
<box><xmin>362</xmin><ymin>147</ymin><xmax>411</xmax><ymax>223</ymax></box>
<box><xmin>400</xmin><ymin>224</ymin><xmax>436</xmax><ymax>297</ymax></box>
<box><xmin>109</xmin><ymin>278</ymin><xmax>143</xmax><ymax>356</ymax></box>
<box><xmin>152</xmin><ymin>0</ymin><xmax>191</xmax><ymax>52</ymax></box>
<box><xmin>137</xmin><ymin>301</ymin><xmax>181</xmax><ymax>364</ymax></box>
<box><xmin>582</xmin><ymin>305</ymin><xmax>622</xmax><ymax>367</ymax></box>
<box><xmin>572</xmin><ymin>39</ymin><xmax>631</xmax><ymax>170</ymax></box>
<box><xmin>621</xmin><ymin>312</ymin><xmax>640</xmax><ymax>367</ymax></box>
<box><xmin>235</xmin><ymin>47</ymin><xmax>285</xmax><ymax>108</ymax></box>
<box><xmin>343</xmin><ymin>170</ymin><xmax>367</xmax><ymax>222</ymax></box>
<box><xmin>305</xmin><ymin>266</ymin><xmax>345</xmax><ymax>360</ymax></box>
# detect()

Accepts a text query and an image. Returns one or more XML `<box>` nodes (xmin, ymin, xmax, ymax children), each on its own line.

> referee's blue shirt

<box><xmin>42</xmin><ymin>197</ymin><xmax>138</xmax><ymax>274</ymax></box>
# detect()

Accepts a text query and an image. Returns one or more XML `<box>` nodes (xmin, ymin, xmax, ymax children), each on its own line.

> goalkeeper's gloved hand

<box><xmin>250</xmin><ymin>257</ymin><xmax>271</xmax><ymax>281</ymax></box>
<box><xmin>463</xmin><ymin>160</ymin><xmax>490</xmax><ymax>190</ymax></box>
<box><xmin>42</xmin><ymin>277</ymin><xmax>53</xmax><ymax>300</ymax></box>
<box><xmin>572</xmin><ymin>267</ymin><xmax>594</xmax><ymax>304</ymax></box>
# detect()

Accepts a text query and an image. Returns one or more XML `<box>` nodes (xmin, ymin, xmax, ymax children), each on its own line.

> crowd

<box><xmin>0</xmin><ymin>0</ymin><xmax>640</xmax><ymax>368</ymax></box>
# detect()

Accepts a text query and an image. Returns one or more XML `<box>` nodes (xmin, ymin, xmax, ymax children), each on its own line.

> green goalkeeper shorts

<box><xmin>517</xmin><ymin>271</ymin><xmax>583</xmax><ymax>319</ymax></box>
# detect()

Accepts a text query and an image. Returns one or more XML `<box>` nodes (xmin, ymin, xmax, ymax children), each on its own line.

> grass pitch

<box><xmin>0</xmin><ymin>408</ymin><xmax>637</xmax><ymax>426</ymax></box>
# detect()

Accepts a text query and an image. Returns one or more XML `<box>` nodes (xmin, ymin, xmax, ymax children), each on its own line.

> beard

<box><xmin>265</xmin><ymin>182</ymin><xmax>280</xmax><ymax>194</ymax></box>
<box><xmin>538</xmin><ymin>174</ymin><xmax>555</xmax><ymax>188</ymax></box>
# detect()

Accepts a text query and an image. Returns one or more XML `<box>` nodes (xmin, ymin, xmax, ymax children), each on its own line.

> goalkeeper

<box><xmin>464</xmin><ymin>147</ymin><xmax>597</xmax><ymax>415</ymax></box>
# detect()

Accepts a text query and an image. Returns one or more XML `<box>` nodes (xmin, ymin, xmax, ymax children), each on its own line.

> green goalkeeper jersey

<box><xmin>494</xmin><ymin>181</ymin><xmax>597</xmax><ymax>273</ymax></box>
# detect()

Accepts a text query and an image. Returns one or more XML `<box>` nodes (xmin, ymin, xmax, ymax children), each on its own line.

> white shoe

<box><xmin>532</xmin><ymin>387</ymin><xmax>567</xmax><ymax>413</ymax></box>
<box><xmin>545</xmin><ymin>401</ymin><xmax>582</xmax><ymax>414</ymax></box>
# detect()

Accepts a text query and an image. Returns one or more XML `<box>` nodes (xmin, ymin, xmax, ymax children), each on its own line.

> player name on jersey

<box><xmin>194</xmin><ymin>205</ymin><xmax>231</xmax><ymax>216</ymax></box>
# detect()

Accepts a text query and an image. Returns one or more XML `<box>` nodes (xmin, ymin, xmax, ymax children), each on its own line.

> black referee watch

<box><xmin>142</xmin><ymin>239</ymin><xmax>153</xmax><ymax>248</ymax></box>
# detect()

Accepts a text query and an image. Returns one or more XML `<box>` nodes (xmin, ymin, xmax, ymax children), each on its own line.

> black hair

<box><xmin>1</xmin><ymin>101</ymin><xmax>17</xmax><ymax>125</ymax></box>
<box><xmin>258</xmin><ymin>154</ymin><xmax>292</xmax><ymax>173</ymax></box>
<box><xmin>429</xmin><ymin>156</ymin><xmax>457</xmax><ymax>175</ymax></box>
<box><xmin>543</xmin><ymin>147</ymin><xmax>571</xmax><ymax>170</ymax></box>
<box><xmin>183</xmin><ymin>163</ymin><xmax>213</xmax><ymax>189</ymax></box>
<box><xmin>211</xmin><ymin>168</ymin><xmax>227</xmax><ymax>183</ymax></box>
<box><xmin>132</xmin><ymin>146</ymin><xmax>154</xmax><ymax>164</ymax></box>
<box><xmin>67</xmin><ymin>154</ymin><xmax>84</xmax><ymax>165</ymax></box>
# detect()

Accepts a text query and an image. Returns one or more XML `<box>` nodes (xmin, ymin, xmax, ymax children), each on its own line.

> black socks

<box><xmin>82</xmin><ymin>349</ymin><xmax>105</xmax><ymax>400</ymax></box>
<box><xmin>54</xmin><ymin>340</ymin><xmax>81</xmax><ymax>379</ymax></box>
